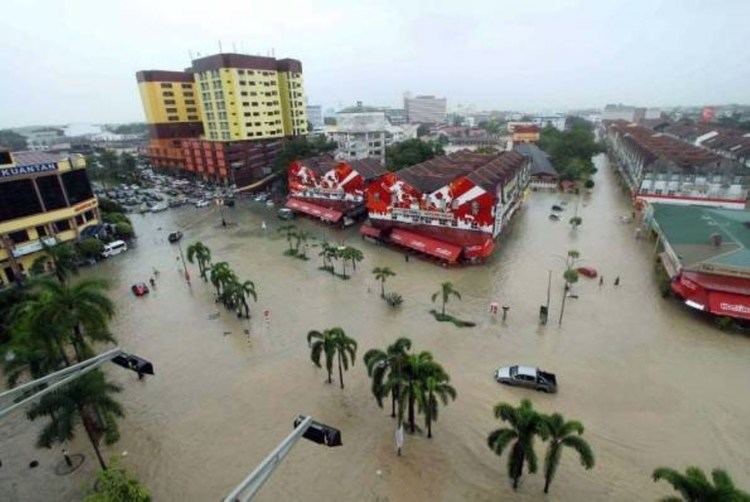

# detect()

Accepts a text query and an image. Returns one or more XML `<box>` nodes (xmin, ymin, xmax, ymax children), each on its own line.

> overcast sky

<box><xmin>2</xmin><ymin>0</ymin><xmax>749</xmax><ymax>127</ymax></box>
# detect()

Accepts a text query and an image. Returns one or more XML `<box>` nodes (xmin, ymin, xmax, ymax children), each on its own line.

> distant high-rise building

<box><xmin>404</xmin><ymin>95</ymin><xmax>447</xmax><ymax>124</ymax></box>
<box><xmin>307</xmin><ymin>105</ymin><xmax>323</xmax><ymax>130</ymax></box>
<box><xmin>135</xmin><ymin>53</ymin><xmax>308</xmax><ymax>186</ymax></box>
<box><xmin>602</xmin><ymin>104</ymin><xmax>646</xmax><ymax>123</ymax></box>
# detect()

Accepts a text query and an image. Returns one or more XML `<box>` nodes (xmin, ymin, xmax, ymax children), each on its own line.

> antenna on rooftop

<box><xmin>218</xmin><ymin>40</ymin><xmax>223</xmax><ymax>53</ymax></box>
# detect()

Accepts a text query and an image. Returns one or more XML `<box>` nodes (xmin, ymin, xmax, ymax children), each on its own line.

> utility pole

<box><xmin>176</xmin><ymin>239</ymin><xmax>190</xmax><ymax>283</ymax></box>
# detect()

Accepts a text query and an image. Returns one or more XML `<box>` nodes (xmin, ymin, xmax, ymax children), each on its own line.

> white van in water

<box><xmin>101</xmin><ymin>240</ymin><xmax>128</xmax><ymax>258</ymax></box>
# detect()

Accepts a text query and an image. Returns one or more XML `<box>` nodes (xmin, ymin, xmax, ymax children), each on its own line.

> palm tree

<box><xmin>652</xmin><ymin>466</ymin><xmax>750</xmax><ymax>502</ymax></box>
<box><xmin>209</xmin><ymin>262</ymin><xmax>234</xmax><ymax>299</ymax></box>
<box><xmin>24</xmin><ymin>279</ymin><xmax>115</xmax><ymax>363</ymax></box>
<box><xmin>32</xmin><ymin>241</ymin><xmax>79</xmax><ymax>284</ymax></box>
<box><xmin>27</xmin><ymin>369</ymin><xmax>124</xmax><ymax>471</ymax></box>
<box><xmin>318</xmin><ymin>241</ymin><xmax>331</xmax><ymax>269</ymax></box>
<box><xmin>278</xmin><ymin>224</ymin><xmax>297</xmax><ymax>253</ymax></box>
<box><xmin>363</xmin><ymin>337</ymin><xmax>411</xmax><ymax>418</ymax></box>
<box><xmin>186</xmin><ymin>241</ymin><xmax>212</xmax><ymax>281</ymax></box>
<box><xmin>569</xmin><ymin>216</ymin><xmax>583</xmax><ymax>229</ymax></box>
<box><xmin>338</xmin><ymin>247</ymin><xmax>352</xmax><ymax>278</ymax></box>
<box><xmin>232</xmin><ymin>279</ymin><xmax>257</xmax><ymax>318</ymax></box>
<box><xmin>416</xmin><ymin>372</ymin><xmax>457</xmax><ymax>438</ymax></box>
<box><xmin>372</xmin><ymin>267</ymin><xmax>396</xmax><ymax>298</ymax></box>
<box><xmin>487</xmin><ymin>399</ymin><xmax>546</xmax><ymax>490</ymax></box>
<box><xmin>539</xmin><ymin>413</ymin><xmax>594</xmax><ymax>494</ymax></box>
<box><xmin>398</xmin><ymin>351</ymin><xmax>443</xmax><ymax>433</ymax></box>
<box><xmin>347</xmin><ymin>247</ymin><xmax>364</xmax><ymax>271</ymax></box>
<box><xmin>307</xmin><ymin>327</ymin><xmax>357</xmax><ymax>389</ymax></box>
<box><xmin>559</xmin><ymin>250</ymin><xmax>580</xmax><ymax>326</ymax></box>
<box><xmin>431</xmin><ymin>281</ymin><xmax>461</xmax><ymax>316</ymax></box>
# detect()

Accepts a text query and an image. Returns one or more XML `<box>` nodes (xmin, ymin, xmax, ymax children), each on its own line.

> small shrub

<box><xmin>114</xmin><ymin>222</ymin><xmax>134</xmax><ymax>239</ymax></box>
<box><xmin>584</xmin><ymin>179</ymin><xmax>595</xmax><ymax>189</ymax></box>
<box><xmin>78</xmin><ymin>238</ymin><xmax>104</xmax><ymax>259</ymax></box>
<box><xmin>384</xmin><ymin>292</ymin><xmax>403</xmax><ymax>307</ymax></box>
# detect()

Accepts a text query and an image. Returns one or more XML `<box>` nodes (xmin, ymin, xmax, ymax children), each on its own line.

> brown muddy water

<box><xmin>2</xmin><ymin>155</ymin><xmax>750</xmax><ymax>501</ymax></box>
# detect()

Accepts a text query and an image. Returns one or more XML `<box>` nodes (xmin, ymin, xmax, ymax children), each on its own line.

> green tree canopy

<box><xmin>538</xmin><ymin>123</ymin><xmax>603</xmax><ymax>181</ymax></box>
<box><xmin>0</xmin><ymin>129</ymin><xmax>28</xmax><ymax>151</ymax></box>
<box><xmin>386</xmin><ymin>139</ymin><xmax>444</xmax><ymax>172</ymax></box>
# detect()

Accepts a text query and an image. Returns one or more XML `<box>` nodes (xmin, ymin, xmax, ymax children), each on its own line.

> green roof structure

<box><xmin>649</xmin><ymin>203</ymin><xmax>750</xmax><ymax>276</ymax></box>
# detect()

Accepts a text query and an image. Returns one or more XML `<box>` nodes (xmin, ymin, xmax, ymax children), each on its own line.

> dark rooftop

<box><xmin>514</xmin><ymin>143</ymin><xmax>557</xmax><ymax>177</ymax></box>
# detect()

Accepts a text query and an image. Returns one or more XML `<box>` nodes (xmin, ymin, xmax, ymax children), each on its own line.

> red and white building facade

<box><xmin>362</xmin><ymin>151</ymin><xmax>530</xmax><ymax>263</ymax></box>
<box><xmin>604</xmin><ymin>121</ymin><xmax>747</xmax><ymax>210</ymax></box>
<box><xmin>286</xmin><ymin>154</ymin><xmax>385</xmax><ymax>225</ymax></box>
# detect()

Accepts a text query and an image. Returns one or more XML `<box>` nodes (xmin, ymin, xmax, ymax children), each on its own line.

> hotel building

<box><xmin>136</xmin><ymin>53</ymin><xmax>308</xmax><ymax>187</ymax></box>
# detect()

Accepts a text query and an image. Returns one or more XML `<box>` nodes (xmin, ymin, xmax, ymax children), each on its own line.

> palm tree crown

<box><xmin>432</xmin><ymin>281</ymin><xmax>461</xmax><ymax>316</ymax></box>
<box><xmin>487</xmin><ymin>399</ymin><xmax>546</xmax><ymax>490</ymax></box>
<box><xmin>372</xmin><ymin>267</ymin><xmax>396</xmax><ymax>298</ymax></box>
<box><xmin>186</xmin><ymin>241</ymin><xmax>212</xmax><ymax>280</ymax></box>
<box><xmin>363</xmin><ymin>337</ymin><xmax>411</xmax><ymax>417</ymax></box>
<box><xmin>653</xmin><ymin>466</ymin><xmax>750</xmax><ymax>502</ymax></box>
<box><xmin>307</xmin><ymin>327</ymin><xmax>357</xmax><ymax>389</ymax></box>
<box><xmin>539</xmin><ymin>413</ymin><xmax>594</xmax><ymax>494</ymax></box>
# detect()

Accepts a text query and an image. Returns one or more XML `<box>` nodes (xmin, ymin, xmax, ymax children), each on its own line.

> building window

<box><xmin>54</xmin><ymin>219</ymin><xmax>71</xmax><ymax>232</ymax></box>
<box><xmin>9</xmin><ymin>229</ymin><xmax>29</xmax><ymax>244</ymax></box>
<box><xmin>181</xmin><ymin>83</ymin><xmax>192</xmax><ymax>89</ymax></box>
<box><xmin>185</xmin><ymin>99</ymin><xmax>195</xmax><ymax>105</ymax></box>
<box><xmin>160</xmin><ymin>83</ymin><xmax>173</xmax><ymax>88</ymax></box>
<box><xmin>61</xmin><ymin>169</ymin><xmax>94</xmax><ymax>205</ymax></box>
<box><xmin>162</xmin><ymin>91</ymin><xmax>174</xmax><ymax>97</ymax></box>
<box><xmin>241</xmin><ymin>91</ymin><xmax>248</xmax><ymax>96</ymax></box>
<box><xmin>186</xmin><ymin>107</ymin><xmax>196</xmax><ymax>113</ymax></box>
<box><xmin>168</xmin><ymin>116</ymin><xmax>179</xmax><ymax>121</ymax></box>
<box><xmin>187</xmin><ymin>115</ymin><xmax>199</xmax><ymax>121</ymax></box>
<box><xmin>164</xmin><ymin>99</ymin><xmax>175</xmax><ymax>105</ymax></box>
<box><xmin>166</xmin><ymin>107</ymin><xmax>177</xmax><ymax>113</ymax></box>
<box><xmin>36</xmin><ymin>225</ymin><xmax>48</xmax><ymax>237</ymax></box>
<box><xmin>36</xmin><ymin>175</ymin><xmax>68</xmax><ymax>210</ymax></box>
<box><xmin>75</xmin><ymin>214</ymin><xmax>85</xmax><ymax>226</ymax></box>
<box><xmin>0</xmin><ymin>179</ymin><xmax>42</xmax><ymax>220</ymax></box>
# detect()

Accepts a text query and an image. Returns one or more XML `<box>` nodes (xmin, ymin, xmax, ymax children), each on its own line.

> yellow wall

<box><xmin>0</xmin><ymin>198</ymin><xmax>98</xmax><ymax>235</ymax></box>
<box><xmin>138</xmin><ymin>81</ymin><xmax>201</xmax><ymax>124</ymax></box>
<box><xmin>195</xmin><ymin>66</ymin><xmax>307</xmax><ymax>142</ymax></box>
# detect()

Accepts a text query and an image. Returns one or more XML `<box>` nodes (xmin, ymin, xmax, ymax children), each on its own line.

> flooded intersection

<box><xmin>2</xmin><ymin>155</ymin><xmax>750</xmax><ymax>501</ymax></box>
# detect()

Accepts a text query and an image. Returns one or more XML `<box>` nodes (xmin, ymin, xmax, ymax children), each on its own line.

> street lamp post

<box><xmin>176</xmin><ymin>239</ymin><xmax>190</xmax><ymax>283</ymax></box>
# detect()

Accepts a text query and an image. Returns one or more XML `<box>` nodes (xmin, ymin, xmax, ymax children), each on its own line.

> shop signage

<box><xmin>11</xmin><ymin>236</ymin><xmax>58</xmax><ymax>258</ymax></box>
<box><xmin>0</xmin><ymin>162</ymin><xmax>57</xmax><ymax>178</ymax></box>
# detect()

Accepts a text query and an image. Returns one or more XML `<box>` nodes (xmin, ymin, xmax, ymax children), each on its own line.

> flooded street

<box><xmin>3</xmin><ymin>154</ymin><xmax>750</xmax><ymax>501</ymax></box>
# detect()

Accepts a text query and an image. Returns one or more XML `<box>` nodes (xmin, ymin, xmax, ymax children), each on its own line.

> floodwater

<box><xmin>2</xmin><ymin>155</ymin><xmax>750</xmax><ymax>501</ymax></box>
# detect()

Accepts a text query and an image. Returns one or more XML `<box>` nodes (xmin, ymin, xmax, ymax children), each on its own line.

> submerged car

<box><xmin>168</xmin><ymin>231</ymin><xmax>183</xmax><ymax>243</ymax></box>
<box><xmin>577</xmin><ymin>266</ymin><xmax>598</xmax><ymax>278</ymax></box>
<box><xmin>551</xmin><ymin>205</ymin><xmax>564</xmax><ymax>212</ymax></box>
<box><xmin>277</xmin><ymin>207</ymin><xmax>295</xmax><ymax>220</ymax></box>
<box><xmin>195</xmin><ymin>200</ymin><xmax>209</xmax><ymax>208</ymax></box>
<box><xmin>494</xmin><ymin>365</ymin><xmax>557</xmax><ymax>393</ymax></box>
<box><xmin>131</xmin><ymin>283</ymin><xmax>150</xmax><ymax>297</ymax></box>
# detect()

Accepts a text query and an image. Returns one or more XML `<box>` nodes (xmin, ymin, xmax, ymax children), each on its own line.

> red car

<box><xmin>577</xmin><ymin>266</ymin><xmax>598</xmax><ymax>278</ymax></box>
<box><xmin>131</xmin><ymin>283</ymin><xmax>150</xmax><ymax>296</ymax></box>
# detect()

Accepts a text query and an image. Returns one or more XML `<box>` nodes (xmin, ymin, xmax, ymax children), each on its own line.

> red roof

<box><xmin>389</xmin><ymin>228</ymin><xmax>461</xmax><ymax>262</ymax></box>
<box><xmin>286</xmin><ymin>198</ymin><xmax>342</xmax><ymax>222</ymax></box>
<box><xmin>359</xmin><ymin>223</ymin><xmax>382</xmax><ymax>239</ymax></box>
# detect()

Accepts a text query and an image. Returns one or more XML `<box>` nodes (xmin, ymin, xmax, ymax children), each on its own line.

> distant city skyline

<box><xmin>2</xmin><ymin>0</ymin><xmax>750</xmax><ymax>128</ymax></box>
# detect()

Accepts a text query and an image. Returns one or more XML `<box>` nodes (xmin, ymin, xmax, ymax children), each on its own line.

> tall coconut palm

<box><xmin>337</xmin><ymin>247</ymin><xmax>351</xmax><ymax>278</ymax></box>
<box><xmin>24</xmin><ymin>279</ymin><xmax>115</xmax><ymax>363</ymax></box>
<box><xmin>209</xmin><ymin>262</ymin><xmax>234</xmax><ymax>299</ymax></box>
<box><xmin>1</xmin><ymin>320</ymin><xmax>66</xmax><ymax>386</ymax></box>
<box><xmin>293</xmin><ymin>229</ymin><xmax>312</xmax><ymax>258</ymax></box>
<box><xmin>347</xmin><ymin>247</ymin><xmax>364</xmax><ymax>271</ymax></box>
<box><xmin>32</xmin><ymin>241</ymin><xmax>79</xmax><ymax>284</ymax></box>
<box><xmin>372</xmin><ymin>267</ymin><xmax>396</xmax><ymax>298</ymax></box>
<box><xmin>487</xmin><ymin>399</ymin><xmax>546</xmax><ymax>490</ymax></box>
<box><xmin>652</xmin><ymin>466</ymin><xmax>750</xmax><ymax>502</ymax></box>
<box><xmin>278</xmin><ymin>224</ymin><xmax>297</xmax><ymax>253</ymax></box>
<box><xmin>398</xmin><ymin>351</ymin><xmax>443</xmax><ymax>433</ymax></box>
<box><xmin>539</xmin><ymin>413</ymin><xmax>595</xmax><ymax>494</ymax></box>
<box><xmin>232</xmin><ymin>279</ymin><xmax>257</xmax><ymax>318</ymax></box>
<box><xmin>186</xmin><ymin>241</ymin><xmax>212</xmax><ymax>281</ymax></box>
<box><xmin>559</xmin><ymin>249</ymin><xmax>580</xmax><ymax>326</ymax></box>
<box><xmin>27</xmin><ymin>369</ymin><xmax>124</xmax><ymax>471</ymax></box>
<box><xmin>363</xmin><ymin>337</ymin><xmax>411</xmax><ymax>418</ymax></box>
<box><xmin>432</xmin><ymin>281</ymin><xmax>461</xmax><ymax>316</ymax></box>
<box><xmin>416</xmin><ymin>372</ymin><xmax>457</xmax><ymax>438</ymax></box>
<box><xmin>307</xmin><ymin>327</ymin><xmax>357</xmax><ymax>389</ymax></box>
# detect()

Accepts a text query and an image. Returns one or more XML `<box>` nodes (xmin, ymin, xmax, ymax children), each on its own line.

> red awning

<box><xmin>708</xmin><ymin>291</ymin><xmax>750</xmax><ymax>320</ymax></box>
<box><xmin>464</xmin><ymin>237</ymin><xmax>494</xmax><ymax>260</ymax></box>
<box><xmin>360</xmin><ymin>224</ymin><xmax>382</xmax><ymax>239</ymax></box>
<box><xmin>286</xmin><ymin>198</ymin><xmax>342</xmax><ymax>222</ymax></box>
<box><xmin>389</xmin><ymin>228</ymin><xmax>461</xmax><ymax>262</ymax></box>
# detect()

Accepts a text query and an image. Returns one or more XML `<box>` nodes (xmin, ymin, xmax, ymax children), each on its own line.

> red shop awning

<box><xmin>707</xmin><ymin>291</ymin><xmax>750</xmax><ymax>320</ymax></box>
<box><xmin>286</xmin><ymin>198</ymin><xmax>343</xmax><ymax>222</ymax></box>
<box><xmin>359</xmin><ymin>224</ymin><xmax>382</xmax><ymax>239</ymax></box>
<box><xmin>464</xmin><ymin>237</ymin><xmax>494</xmax><ymax>260</ymax></box>
<box><xmin>389</xmin><ymin>228</ymin><xmax>461</xmax><ymax>262</ymax></box>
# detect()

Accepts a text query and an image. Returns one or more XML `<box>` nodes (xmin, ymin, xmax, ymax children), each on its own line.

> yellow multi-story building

<box><xmin>0</xmin><ymin>150</ymin><xmax>99</xmax><ymax>285</ymax></box>
<box><xmin>136</xmin><ymin>53</ymin><xmax>308</xmax><ymax>186</ymax></box>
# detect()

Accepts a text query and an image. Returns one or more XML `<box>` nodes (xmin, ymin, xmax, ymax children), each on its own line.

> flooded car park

<box><xmin>2</xmin><ymin>155</ymin><xmax>749</xmax><ymax>501</ymax></box>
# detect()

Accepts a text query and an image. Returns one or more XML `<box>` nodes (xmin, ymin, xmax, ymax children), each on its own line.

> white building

<box><xmin>327</xmin><ymin>105</ymin><xmax>418</xmax><ymax>162</ymax></box>
<box><xmin>602</xmin><ymin>104</ymin><xmax>645</xmax><ymax>122</ymax></box>
<box><xmin>19</xmin><ymin>128</ymin><xmax>65</xmax><ymax>150</ymax></box>
<box><xmin>531</xmin><ymin>114</ymin><xmax>566</xmax><ymax>131</ymax></box>
<box><xmin>307</xmin><ymin>105</ymin><xmax>324</xmax><ymax>131</ymax></box>
<box><xmin>404</xmin><ymin>94</ymin><xmax>447</xmax><ymax>124</ymax></box>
